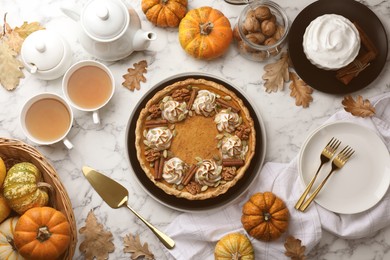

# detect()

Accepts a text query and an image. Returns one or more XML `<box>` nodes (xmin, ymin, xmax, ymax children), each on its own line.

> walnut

<box><xmin>246</xmin><ymin>32</ymin><xmax>265</xmax><ymax>45</ymax></box>
<box><xmin>244</xmin><ymin>16</ymin><xmax>261</xmax><ymax>33</ymax></box>
<box><xmin>254</xmin><ymin>6</ymin><xmax>272</xmax><ymax>21</ymax></box>
<box><xmin>144</xmin><ymin>149</ymin><xmax>161</xmax><ymax>162</ymax></box>
<box><xmin>222</xmin><ymin>167</ymin><xmax>237</xmax><ymax>181</ymax></box>
<box><xmin>148</xmin><ymin>104</ymin><xmax>161</xmax><ymax>119</ymax></box>
<box><xmin>261</xmin><ymin>20</ymin><xmax>276</xmax><ymax>37</ymax></box>
<box><xmin>186</xmin><ymin>181</ymin><xmax>201</xmax><ymax>195</ymax></box>
<box><xmin>235</xmin><ymin>124</ymin><xmax>251</xmax><ymax>140</ymax></box>
<box><xmin>171</xmin><ymin>88</ymin><xmax>191</xmax><ymax>102</ymax></box>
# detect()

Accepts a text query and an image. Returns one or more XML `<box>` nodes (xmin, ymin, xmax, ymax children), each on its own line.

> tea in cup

<box><xmin>62</xmin><ymin>60</ymin><xmax>115</xmax><ymax>124</ymax></box>
<box><xmin>20</xmin><ymin>93</ymin><xmax>74</xmax><ymax>149</ymax></box>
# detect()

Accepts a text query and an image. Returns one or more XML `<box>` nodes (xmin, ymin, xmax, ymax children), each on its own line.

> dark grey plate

<box><xmin>288</xmin><ymin>0</ymin><xmax>388</xmax><ymax>94</ymax></box>
<box><xmin>125</xmin><ymin>73</ymin><xmax>267</xmax><ymax>212</ymax></box>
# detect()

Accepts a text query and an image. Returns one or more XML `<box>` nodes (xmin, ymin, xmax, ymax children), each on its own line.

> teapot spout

<box><xmin>133</xmin><ymin>30</ymin><xmax>157</xmax><ymax>52</ymax></box>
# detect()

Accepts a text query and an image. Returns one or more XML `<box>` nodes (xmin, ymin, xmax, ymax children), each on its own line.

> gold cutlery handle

<box><xmin>126</xmin><ymin>204</ymin><xmax>175</xmax><ymax>249</ymax></box>
<box><xmin>299</xmin><ymin>170</ymin><xmax>335</xmax><ymax>212</ymax></box>
<box><xmin>295</xmin><ymin>164</ymin><xmax>324</xmax><ymax>209</ymax></box>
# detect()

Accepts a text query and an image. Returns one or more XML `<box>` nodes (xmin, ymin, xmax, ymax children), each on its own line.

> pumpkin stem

<box><xmin>263</xmin><ymin>212</ymin><xmax>272</xmax><ymax>222</ymax></box>
<box><xmin>37</xmin><ymin>181</ymin><xmax>53</xmax><ymax>192</ymax></box>
<box><xmin>200</xmin><ymin>22</ymin><xmax>214</xmax><ymax>35</ymax></box>
<box><xmin>231</xmin><ymin>252</ymin><xmax>241</xmax><ymax>260</ymax></box>
<box><xmin>6</xmin><ymin>235</ymin><xmax>17</xmax><ymax>251</ymax></box>
<box><xmin>36</xmin><ymin>226</ymin><xmax>52</xmax><ymax>242</ymax></box>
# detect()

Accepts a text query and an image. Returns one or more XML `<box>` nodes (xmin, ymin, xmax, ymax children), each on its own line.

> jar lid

<box><xmin>81</xmin><ymin>0</ymin><xmax>129</xmax><ymax>41</ymax></box>
<box><xmin>21</xmin><ymin>30</ymin><xmax>65</xmax><ymax>71</ymax></box>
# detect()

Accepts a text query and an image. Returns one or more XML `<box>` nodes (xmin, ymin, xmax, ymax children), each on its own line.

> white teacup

<box><xmin>62</xmin><ymin>60</ymin><xmax>115</xmax><ymax>124</ymax></box>
<box><xmin>20</xmin><ymin>93</ymin><xmax>74</xmax><ymax>149</ymax></box>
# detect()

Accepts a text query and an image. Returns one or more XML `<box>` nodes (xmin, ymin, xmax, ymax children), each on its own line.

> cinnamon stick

<box><xmin>145</xmin><ymin>119</ymin><xmax>168</xmax><ymax>128</ymax></box>
<box><xmin>182</xmin><ymin>165</ymin><xmax>198</xmax><ymax>186</ymax></box>
<box><xmin>156</xmin><ymin>156</ymin><xmax>165</xmax><ymax>180</ymax></box>
<box><xmin>216</xmin><ymin>99</ymin><xmax>240</xmax><ymax>113</ymax></box>
<box><xmin>187</xmin><ymin>88</ymin><xmax>198</xmax><ymax>110</ymax></box>
<box><xmin>154</xmin><ymin>158</ymin><xmax>160</xmax><ymax>180</ymax></box>
<box><xmin>222</xmin><ymin>159</ymin><xmax>245</xmax><ymax>167</ymax></box>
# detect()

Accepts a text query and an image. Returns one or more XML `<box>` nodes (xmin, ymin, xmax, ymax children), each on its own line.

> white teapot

<box><xmin>61</xmin><ymin>0</ymin><xmax>156</xmax><ymax>61</ymax></box>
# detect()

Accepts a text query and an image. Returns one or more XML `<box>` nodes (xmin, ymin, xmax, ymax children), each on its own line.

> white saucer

<box><xmin>298</xmin><ymin>121</ymin><xmax>390</xmax><ymax>214</ymax></box>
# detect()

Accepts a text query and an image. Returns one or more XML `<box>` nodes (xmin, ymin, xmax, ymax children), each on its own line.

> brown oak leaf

<box><xmin>289</xmin><ymin>72</ymin><xmax>313</xmax><ymax>108</ymax></box>
<box><xmin>79</xmin><ymin>210</ymin><xmax>115</xmax><ymax>260</ymax></box>
<box><xmin>262</xmin><ymin>51</ymin><xmax>289</xmax><ymax>93</ymax></box>
<box><xmin>342</xmin><ymin>95</ymin><xmax>375</xmax><ymax>118</ymax></box>
<box><xmin>123</xmin><ymin>233</ymin><xmax>155</xmax><ymax>260</ymax></box>
<box><xmin>284</xmin><ymin>235</ymin><xmax>306</xmax><ymax>260</ymax></box>
<box><xmin>14</xmin><ymin>21</ymin><xmax>45</xmax><ymax>39</ymax></box>
<box><xmin>122</xmin><ymin>60</ymin><xmax>148</xmax><ymax>91</ymax></box>
<box><xmin>0</xmin><ymin>42</ymin><xmax>24</xmax><ymax>90</ymax></box>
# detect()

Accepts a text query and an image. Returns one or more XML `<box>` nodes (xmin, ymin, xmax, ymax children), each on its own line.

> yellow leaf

<box><xmin>2</xmin><ymin>30</ymin><xmax>24</xmax><ymax>53</ymax></box>
<box><xmin>262</xmin><ymin>52</ymin><xmax>289</xmax><ymax>93</ymax></box>
<box><xmin>342</xmin><ymin>95</ymin><xmax>375</xmax><ymax>118</ymax></box>
<box><xmin>289</xmin><ymin>72</ymin><xmax>313</xmax><ymax>108</ymax></box>
<box><xmin>14</xmin><ymin>21</ymin><xmax>45</xmax><ymax>39</ymax></box>
<box><xmin>0</xmin><ymin>42</ymin><xmax>24</xmax><ymax>91</ymax></box>
<box><xmin>122</xmin><ymin>60</ymin><xmax>148</xmax><ymax>91</ymax></box>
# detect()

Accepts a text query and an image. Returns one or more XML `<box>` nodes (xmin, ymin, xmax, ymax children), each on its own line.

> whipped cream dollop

<box><xmin>214</xmin><ymin>109</ymin><xmax>241</xmax><ymax>133</ymax></box>
<box><xmin>145</xmin><ymin>127</ymin><xmax>173</xmax><ymax>151</ymax></box>
<box><xmin>192</xmin><ymin>90</ymin><xmax>217</xmax><ymax>117</ymax></box>
<box><xmin>161</xmin><ymin>100</ymin><xmax>188</xmax><ymax>123</ymax></box>
<box><xmin>303</xmin><ymin>14</ymin><xmax>360</xmax><ymax>70</ymax></box>
<box><xmin>195</xmin><ymin>159</ymin><xmax>222</xmax><ymax>187</ymax></box>
<box><xmin>162</xmin><ymin>157</ymin><xmax>187</xmax><ymax>185</ymax></box>
<box><xmin>221</xmin><ymin>135</ymin><xmax>246</xmax><ymax>159</ymax></box>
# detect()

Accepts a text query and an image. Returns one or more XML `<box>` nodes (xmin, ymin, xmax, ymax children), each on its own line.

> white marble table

<box><xmin>1</xmin><ymin>0</ymin><xmax>389</xmax><ymax>259</ymax></box>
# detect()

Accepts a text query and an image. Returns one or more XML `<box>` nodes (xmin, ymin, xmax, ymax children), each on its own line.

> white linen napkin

<box><xmin>163</xmin><ymin>93</ymin><xmax>390</xmax><ymax>260</ymax></box>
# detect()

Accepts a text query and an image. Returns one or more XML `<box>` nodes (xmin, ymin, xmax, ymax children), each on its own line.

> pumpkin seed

<box><xmin>159</xmin><ymin>103</ymin><xmax>164</xmax><ymax>110</ymax></box>
<box><xmin>216</xmin><ymin>134</ymin><xmax>224</xmax><ymax>140</ymax></box>
<box><xmin>195</xmin><ymin>157</ymin><xmax>203</xmax><ymax>163</ymax></box>
<box><xmin>220</xmin><ymin>180</ymin><xmax>227</xmax><ymax>185</ymax></box>
<box><xmin>149</xmin><ymin>162</ymin><xmax>154</xmax><ymax>168</ymax></box>
<box><xmin>173</xmin><ymin>129</ymin><xmax>177</xmax><ymax>137</ymax></box>
<box><xmin>178</xmin><ymin>114</ymin><xmax>186</xmax><ymax>121</ymax></box>
<box><xmin>242</xmin><ymin>140</ymin><xmax>247</xmax><ymax>147</ymax></box>
<box><xmin>238</xmin><ymin>116</ymin><xmax>242</xmax><ymax>125</ymax></box>
<box><xmin>177</xmin><ymin>184</ymin><xmax>184</xmax><ymax>190</ymax></box>
<box><xmin>162</xmin><ymin>96</ymin><xmax>170</xmax><ymax>103</ymax></box>
<box><xmin>223</xmin><ymin>95</ymin><xmax>232</xmax><ymax>101</ymax></box>
<box><xmin>143</xmin><ymin>140</ymin><xmax>150</xmax><ymax>147</ymax></box>
<box><xmin>188</xmin><ymin>110</ymin><xmax>193</xmax><ymax>117</ymax></box>
<box><xmin>201</xmin><ymin>185</ymin><xmax>208</xmax><ymax>192</ymax></box>
<box><xmin>143</xmin><ymin>130</ymin><xmax>147</xmax><ymax>137</ymax></box>
<box><xmin>169</xmin><ymin>124</ymin><xmax>175</xmax><ymax>130</ymax></box>
<box><xmin>213</xmin><ymin>154</ymin><xmax>221</xmax><ymax>161</ymax></box>
<box><xmin>146</xmin><ymin>115</ymin><xmax>152</xmax><ymax>121</ymax></box>
<box><xmin>214</xmin><ymin>181</ymin><xmax>220</xmax><ymax>187</ymax></box>
<box><xmin>217</xmin><ymin>140</ymin><xmax>222</xmax><ymax>148</ymax></box>
<box><xmin>163</xmin><ymin>150</ymin><xmax>168</xmax><ymax>158</ymax></box>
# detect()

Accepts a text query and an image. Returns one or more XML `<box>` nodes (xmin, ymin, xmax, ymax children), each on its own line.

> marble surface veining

<box><xmin>0</xmin><ymin>0</ymin><xmax>389</xmax><ymax>259</ymax></box>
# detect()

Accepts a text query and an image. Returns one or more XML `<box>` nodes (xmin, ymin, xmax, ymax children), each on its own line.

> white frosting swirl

<box><xmin>192</xmin><ymin>90</ymin><xmax>217</xmax><ymax>117</ymax></box>
<box><xmin>303</xmin><ymin>14</ymin><xmax>360</xmax><ymax>70</ymax></box>
<box><xmin>145</xmin><ymin>127</ymin><xmax>173</xmax><ymax>151</ymax></box>
<box><xmin>195</xmin><ymin>159</ymin><xmax>222</xmax><ymax>186</ymax></box>
<box><xmin>221</xmin><ymin>135</ymin><xmax>244</xmax><ymax>159</ymax></box>
<box><xmin>161</xmin><ymin>100</ymin><xmax>188</xmax><ymax>123</ymax></box>
<box><xmin>214</xmin><ymin>109</ymin><xmax>241</xmax><ymax>133</ymax></box>
<box><xmin>162</xmin><ymin>157</ymin><xmax>187</xmax><ymax>185</ymax></box>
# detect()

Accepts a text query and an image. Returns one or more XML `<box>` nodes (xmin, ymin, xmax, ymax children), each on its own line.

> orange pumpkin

<box><xmin>214</xmin><ymin>232</ymin><xmax>254</xmax><ymax>260</ymax></box>
<box><xmin>14</xmin><ymin>207</ymin><xmax>71</xmax><ymax>260</ymax></box>
<box><xmin>179</xmin><ymin>6</ymin><xmax>233</xmax><ymax>60</ymax></box>
<box><xmin>241</xmin><ymin>192</ymin><xmax>289</xmax><ymax>242</ymax></box>
<box><xmin>142</xmin><ymin>0</ymin><xmax>188</xmax><ymax>28</ymax></box>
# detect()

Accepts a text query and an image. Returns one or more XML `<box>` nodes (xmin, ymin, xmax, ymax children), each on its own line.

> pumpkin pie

<box><xmin>135</xmin><ymin>78</ymin><xmax>256</xmax><ymax>200</ymax></box>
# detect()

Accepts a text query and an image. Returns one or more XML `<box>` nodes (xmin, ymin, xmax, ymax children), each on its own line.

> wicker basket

<box><xmin>0</xmin><ymin>137</ymin><xmax>77</xmax><ymax>259</ymax></box>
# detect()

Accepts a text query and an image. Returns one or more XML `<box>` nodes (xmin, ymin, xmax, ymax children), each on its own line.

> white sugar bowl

<box><xmin>21</xmin><ymin>30</ymin><xmax>72</xmax><ymax>80</ymax></box>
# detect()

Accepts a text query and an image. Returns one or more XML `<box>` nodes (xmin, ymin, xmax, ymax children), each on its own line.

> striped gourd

<box><xmin>3</xmin><ymin>162</ymin><xmax>49</xmax><ymax>214</ymax></box>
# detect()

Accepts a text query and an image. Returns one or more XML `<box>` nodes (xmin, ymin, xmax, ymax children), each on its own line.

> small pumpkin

<box><xmin>142</xmin><ymin>0</ymin><xmax>188</xmax><ymax>28</ymax></box>
<box><xmin>14</xmin><ymin>207</ymin><xmax>71</xmax><ymax>260</ymax></box>
<box><xmin>0</xmin><ymin>156</ymin><xmax>6</xmax><ymax>187</ymax></box>
<box><xmin>0</xmin><ymin>216</ymin><xmax>24</xmax><ymax>260</ymax></box>
<box><xmin>179</xmin><ymin>6</ymin><xmax>233</xmax><ymax>60</ymax></box>
<box><xmin>214</xmin><ymin>232</ymin><xmax>254</xmax><ymax>260</ymax></box>
<box><xmin>241</xmin><ymin>192</ymin><xmax>289</xmax><ymax>242</ymax></box>
<box><xmin>0</xmin><ymin>195</ymin><xmax>11</xmax><ymax>223</ymax></box>
<box><xmin>3</xmin><ymin>162</ymin><xmax>50</xmax><ymax>214</ymax></box>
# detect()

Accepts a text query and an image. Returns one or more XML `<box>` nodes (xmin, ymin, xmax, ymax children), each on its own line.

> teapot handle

<box><xmin>60</xmin><ymin>3</ymin><xmax>81</xmax><ymax>21</ymax></box>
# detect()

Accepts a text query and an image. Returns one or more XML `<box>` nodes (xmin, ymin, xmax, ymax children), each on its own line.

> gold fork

<box><xmin>295</xmin><ymin>137</ymin><xmax>341</xmax><ymax>210</ymax></box>
<box><xmin>298</xmin><ymin>145</ymin><xmax>355</xmax><ymax>212</ymax></box>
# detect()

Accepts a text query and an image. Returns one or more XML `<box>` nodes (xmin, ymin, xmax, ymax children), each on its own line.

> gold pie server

<box><xmin>82</xmin><ymin>166</ymin><xmax>175</xmax><ymax>249</ymax></box>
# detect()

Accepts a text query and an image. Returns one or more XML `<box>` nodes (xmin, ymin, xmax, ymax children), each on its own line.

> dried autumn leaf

<box><xmin>2</xmin><ymin>14</ymin><xmax>24</xmax><ymax>53</ymax></box>
<box><xmin>284</xmin><ymin>235</ymin><xmax>306</xmax><ymax>260</ymax></box>
<box><xmin>342</xmin><ymin>95</ymin><xmax>375</xmax><ymax>118</ymax></box>
<box><xmin>262</xmin><ymin>52</ymin><xmax>289</xmax><ymax>93</ymax></box>
<box><xmin>123</xmin><ymin>233</ymin><xmax>155</xmax><ymax>260</ymax></box>
<box><xmin>122</xmin><ymin>60</ymin><xmax>148</xmax><ymax>91</ymax></box>
<box><xmin>14</xmin><ymin>21</ymin><xmax>45</xmax><ymax>39</ymax></box>
<box><xmin>79</xmin><ymin>210</ymin><xmax>115</xmax><ymax>260</ymax></box>
<box><xmin>289</xmin><ymin>72</ymin><xmax>313</xmax><ymax>108</ymax></box>
<box><xmin>0</xmin><ymin>42</ymin><xmax>24</xmax><ymax>90</ymax></box>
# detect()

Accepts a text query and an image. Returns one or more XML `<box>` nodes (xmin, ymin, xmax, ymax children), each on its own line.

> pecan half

<box><xmin>148</xmin><ymin>104</ymin><xmax>161</xmax><ymax>119</ymax></box>
<box><xmin>235</xmin><ymin>124</ymin><xmax>251</xmax><ymax>140</ymax></box>
<box><xmin>186</xmin><ymin>181</ymin><xmax>201</xmax><ymax>195</ymax></box>
<box><xmin>171</xmin><ymin>88</ymin><xmax>191</xmax><ymax>102</ymax></box>
<box><xmin>222</xmin><ymin>167</ymin><xmax>237</xmax><ymax>181</ymax></box>
<box><xmin>145</xmin><ymin>149</ymin><xmax>161</xmax><ymax>162</ymax></box>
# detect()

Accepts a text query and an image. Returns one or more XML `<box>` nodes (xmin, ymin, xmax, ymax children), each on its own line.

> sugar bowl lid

<box><xmin>21</xmin><ymin>30</ymin><xmax>66</xmax><ymax>72</ymax></box>
<box><xmin>81</xmin><ymin>0</ymin><xmax>129</xmax><ymax>41</ymax></box>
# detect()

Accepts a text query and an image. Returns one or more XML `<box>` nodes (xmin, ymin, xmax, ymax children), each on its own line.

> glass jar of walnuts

<box><xmin>233</xmin><ymin>0</ymin><xmax>289</xmax><ymax>62</ymax></box>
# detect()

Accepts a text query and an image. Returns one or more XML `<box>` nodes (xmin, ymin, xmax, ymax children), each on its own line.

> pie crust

<box><xmin>135</xmin><ymin>78</ymin><xmax>256</xmax><ymax>200</ymax></box>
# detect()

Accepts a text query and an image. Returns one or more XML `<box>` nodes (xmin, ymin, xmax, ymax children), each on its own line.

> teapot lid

<box><xmin>81</xmin><ymin>0</ymin><xmax>129</xmax><ymax>41</ymax></box>
<box><xmin>21</xmin><ymin>30</ymin><xmax>65</xmax><ymax>71</ymax></box>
